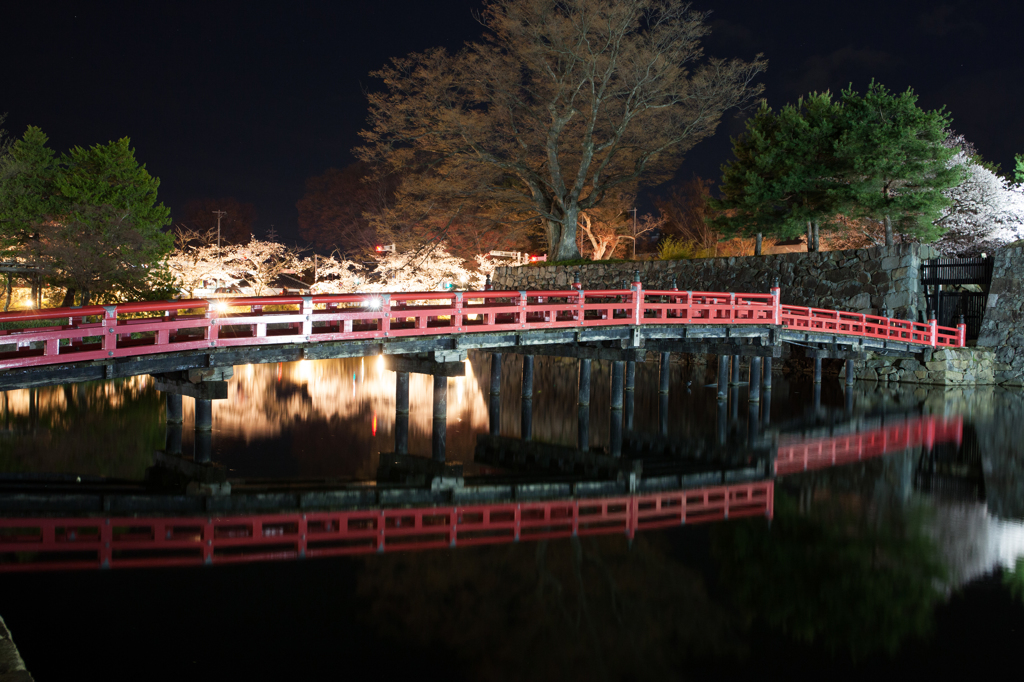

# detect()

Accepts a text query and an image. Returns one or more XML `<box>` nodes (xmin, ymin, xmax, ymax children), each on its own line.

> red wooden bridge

<box><xmin>0</xmin><ymin>284</ymin><xmax>965</xmax><ymax>375</ymax></box>
<box><xmin>0</xmin><ymin>415</ymin><xmax>963</xmax><ymax>572</ymax></box>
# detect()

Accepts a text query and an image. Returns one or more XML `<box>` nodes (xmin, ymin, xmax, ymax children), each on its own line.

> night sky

<box><xmin>4</xmin><ymin>0</ymin><xmax>1022</xmax><ymax>244</ymax></box>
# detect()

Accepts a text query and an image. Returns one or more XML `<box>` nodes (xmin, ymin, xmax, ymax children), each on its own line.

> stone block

<box><xmin>849</xmin><ymin>292</ymin><xmax>872</xmax><ymax>310</ymax></box>
<box><xmin>880</xmin><ymin>255</ymin><xmax>900</xmax><ymax>270</ymax></box>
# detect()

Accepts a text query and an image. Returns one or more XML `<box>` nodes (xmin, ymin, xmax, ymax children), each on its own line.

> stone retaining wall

<box><xmin>977</xmin><ymin>245</ymin><xmax>1024</xmax><ymax>387</ymax></box>
<box><xmin>841</xmin><ymin>347</ymin><xmax>997</xmax><ymax>386</ymax></box>
<box><xmin>493</xmin><ymin>243</ymin><xmax>939</xmax><ymax>321</ymax></box>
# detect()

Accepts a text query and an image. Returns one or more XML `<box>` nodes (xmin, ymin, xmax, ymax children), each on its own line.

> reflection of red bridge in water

<box><xmin>775</xmin><ymin>414</ymin><xmax>964</xmax><ymax>476</ymax></box>
<box><xmin>0</xmin><ymin>416</ymin><xmax>963</xmax><ymax>572</ymax></box>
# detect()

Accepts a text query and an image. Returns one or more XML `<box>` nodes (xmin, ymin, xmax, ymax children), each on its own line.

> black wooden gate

<box><xmin>921</xmin><ymin>256</ymin><xmax>994</xmax><ymax>340</ymax></box>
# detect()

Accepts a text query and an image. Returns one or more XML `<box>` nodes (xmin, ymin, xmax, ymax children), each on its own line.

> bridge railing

<box><xmin>640</xmin><ymin>289</ymin><xmax>778</xmax><ymax>324</ymax></box>
<box><xmin>780</xmin><ymin>304</ymin><xmax>962</xmax><ymax>347</ymax></box>
<box><xmin>0</xmin><ymin>285</ymin><xmax>967</xmax><ymax>370</ymax></box>
<box><xmin>775</xmin><ymin>415</ymin><xmax>964</xmax><ymax>476</ymax></box>
<box><xmin>0</xmin><ymin>481</ymin><xmax>772</xmax><ymax>572</ymax></box>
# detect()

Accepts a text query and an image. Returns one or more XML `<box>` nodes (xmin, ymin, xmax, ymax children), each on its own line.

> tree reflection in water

<box><xmin>0</xmin><ymin>378</ymin><xmax>162</xmax><ymax>478</ymax></box>
<box><xmin>713</xmin><ymin>478</ymin><xmax>945</xmax><ymax>659</ymax></box>
<box><xmin>356</xmin><ymin>533</ymin><xmax>743</xmax><ymax>681</ymax></box>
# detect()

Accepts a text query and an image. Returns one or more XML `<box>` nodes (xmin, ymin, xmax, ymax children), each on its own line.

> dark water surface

<box><xmin>1</xmin><ymin>353</ymin><xmax>1023</xmax><ymax>680</ymax></box>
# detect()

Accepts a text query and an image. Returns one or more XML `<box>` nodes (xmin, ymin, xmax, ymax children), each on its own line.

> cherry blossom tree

<box><xmin>166</xmin><ymin>227</ymin><xmax>246</xmax><ymax>297</ymax></box>
<box><xmin>307</xmin><ymin>253</ymin><xmax>366</xmax><ymax>294</ymax></box>
<box><xmin>364</xmin><ymin>244</ymin><xmax>484</xmax><ymax>292</ymax></box>
<box><xmin>935</xmin><ymin>139</ymin><xmax>1024</xmax><ymax>256</ymax></box>
<box><xmin>230</xmin><ymin>237</ymin><xmax>306</xmax><ymax>296</ymax></box>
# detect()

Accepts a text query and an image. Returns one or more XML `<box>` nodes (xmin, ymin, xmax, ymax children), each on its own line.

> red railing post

<box><xmin>204</xmin><ymin>300</ymin><xmax>220</xmax><ymax>345</ymax></box>
<box><xmin>632</xmin><ymin>269</ymin><xmax>643</xmax><ymax>325</ymax></box>
<box><xmin>770</xmin><ymin>281</ymin><xmax>781</xmax><ymax>325</ymax></box>
<box><xmin>454</xmin><ymin>291</ymin><xmax>464</xmax><ymax>331</ymax></box>
<box><xmin>957</xmin><ymin>320</ymin><xmax>967</xmax><ymax>347</ymax></box>
<box><xmin>301</xmin><ymin>296</ymin><xmax>313</xmax><ymax>339</ymax></box>
<box><xmin>380</xmin><ymin>294</ymin><xmax>392</xmax><ymax>336</ymax></box>
<box><xmin>519</xmin><ymin>290</ymin><xmax>528</xmax><ymax>327</ymax></box>
<box><xmin>102</xmin><ymin>305</ymin><xmax>118</xmax><ymax>355</ymax></box>
<box><xmin>929</xmin><ymin>316</ymin><xmax>938</xmax><ymax>347</ymax></box>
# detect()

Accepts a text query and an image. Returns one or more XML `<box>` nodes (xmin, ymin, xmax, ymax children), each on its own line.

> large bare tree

<box><xmin>358</xmin><ymin>0</ymin><xmax>764</xmax><ymax>260</ymax></box>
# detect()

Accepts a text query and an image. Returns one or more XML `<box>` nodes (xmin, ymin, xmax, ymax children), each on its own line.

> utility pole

<box><xmin>212</xmin><ymin>210</ymin><xmax>227</xmax><ymax>291</ymax></box>
<box><xmin>213</xmin><ymin>210</ymin><xmax>227</xmax><ymax>254</ymax></box>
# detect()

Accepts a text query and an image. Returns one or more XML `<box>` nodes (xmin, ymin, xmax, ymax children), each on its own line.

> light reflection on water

<box><xmin>2</xmin><ymin>355</ymin><xmax>1024</xmax><ymax>670</ymax></box>
<box><xmin>2</xmin><ymin>355</ymin><xmax>1024</xmax><ymax>587</ymax></box>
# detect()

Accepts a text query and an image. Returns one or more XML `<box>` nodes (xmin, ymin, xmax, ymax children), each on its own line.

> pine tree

<box><xmin>0</xmin><ymin>126</ymin><xmax>58</xmax><ymax>255</ymax></box>
<box><xmin>835</xmin><ymin>82</ymin><xmax>958</xmax><ymax>246</ymax></box>
<box><xmin>0</xmin><ymin>128</ymin><xmax>174</xmax><ymax>305</ymax></box>
<box><xmin>713</xmin><ymin>82</ymin><xmax>958</xmax><ymax>249</ymax></box>
<box><xmin>713</xmin><ymin>93</ymin><xmax>846</xmax><ymax>250</ymax></box>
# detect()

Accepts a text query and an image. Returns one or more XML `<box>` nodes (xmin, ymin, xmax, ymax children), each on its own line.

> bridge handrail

<box><xmin>0</xmin><ymin>480</ymin><xmax>772</xmax><ymax>572</ymax></box>
<box><xmin>775</xmin><ymin>415</ymin><xmax>963</xmax><ymax>475</ymax></box>
<box><xmin>0</xmin><ymin>286</ymin><xmax>968</xmax><ymax>371</ymax></box>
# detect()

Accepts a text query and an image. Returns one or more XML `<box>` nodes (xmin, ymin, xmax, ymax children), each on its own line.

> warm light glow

<box><xmin>376</xmin><ymin>354</ymin><xmax>384</xmax><ymax>374</ymax></box>
<box><xmin>372</xmin><ymin>411</ymin><xmax>377</xmax><ymax>436</ymax></box>
<box><xmin>212</xmin><ymin>300</ymin><xmax>229</xmax><ymax>313</ymax></box>
<box><xmin>365</xmin><ymin>296</ymin><xmax>382</xmax><ymax>310</ymax></box>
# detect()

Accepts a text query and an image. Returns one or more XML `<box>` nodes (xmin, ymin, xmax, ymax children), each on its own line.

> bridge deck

<box><xmin>0</xmin><ymin>287</ymin><xmax>965</xmax><ymax>390</ymax></box>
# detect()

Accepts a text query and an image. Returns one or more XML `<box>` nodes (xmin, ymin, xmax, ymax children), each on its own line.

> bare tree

<box><xmin>655</xmin><ymin>176</ymin><xmax>719</xmax><ymax>253</ymax></box>
<box><xmin>577</xmin><ymin>205</ymin><xmax>663</xmax><ymax>260</ymax></box>
<box><xmin>358</xmin><ymin>0</ymin><xmax>764</xmax><ymax>261</ymax></box>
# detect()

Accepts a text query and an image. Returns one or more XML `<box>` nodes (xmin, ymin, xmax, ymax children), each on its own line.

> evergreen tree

<box><xmin>0</xmin><ymin>128</ymin><xmax>174</xmax><ymax>305</ymax></box>
<box><xmin>0</xmin><ymin>126</ymin><xmax>58</xmax><ymax>255</ymax></box>
<box><xmin>714</xmin><ymin>93</ymin><xmax>846</xmax><ymax>250</ymax></box>
<box><xmin>1015</xmin><ymin>153</ymin><xmax>1024</xmax><ymax>184</ymax></box>
<box><xmin>834</xmin><ymin>82</ymin><xmax>958</xmax><ymax>245</ymax></box>
<box><xmin>713</xmin><ymin>82</ymin><xmax>958</xmax><ymax>248</ymax></box>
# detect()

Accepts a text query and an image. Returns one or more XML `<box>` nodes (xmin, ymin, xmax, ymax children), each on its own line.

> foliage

<box><xmin>363</xmin><ymin>243</ymin><xmax>484</xmax><ymax>292</ymax></box>
<box><xmin>296</xmin><ymin>162</ymin><xmax>393</xmax><ymax>255</ymax></box>
<box><xmin>935</xmin><ymin>137</ymin><xmax>1024</xmax><ymax>256</ymax></box>
<box><xmin>837</xmin><ymin>82</ymin><xmax>959</xmax><ymax>244</ymax></box>
<box><xmin>0</xmin><ymin>112</ymin><xmax>11</xmax><ymax>160</ymax></box>
<box><xmin>307</xmin><ymin>253</ymin><xmax>366</xmax><ymax>294</ymax></box>
<box><xmin>1015</xmin><ymin>154</ymin><xmax>1024</xmax><ymax>184</ymax></box>
<box><xmin>229</xmin><ymin>237</ymin><xmax>305</xmax><ymax>297</ymax></box>
<box><xmin>179</xmin><ymin>196</ymin><xmax>258</xmax><ymax>245</ymax></box>
<box><xmin>0</xmin><ymin>126</ymin><xmax>58</xmax><ymax>255</ymax></box>
<box><xmin>576</xmin><ymin>198</ymin><xmax>663</xmax><ymax>261</ymax></box>
<box><xmin>656</xmin><ymin>176</ymin><xmax>720</xmax><ymax>254</ymax></box>
<box><xmin>0</xmin><ymin>128</ymin><xmax>174</xmax><ymax>305</ymax></box>
<box><xmin>713</xmin><ymin>93</ymin><xmax>847</xmax><ymax>242</ymax></box>
<box><xmin>165</xmin><ymin>227</ymin><xmax>248</xmax><ymax>297</ymax></box>
<box><xmin>657</xmin><ymin>235</ymin><xmax>714</xmax><ymax>260</ymax></box>
<box><xmin>357</xmin><ymin>0</ymin><xmax>765</xmax><ymax>261</ymax></box>
<box><xmin>714</xmin><ymin>83</ymin><xmax>958</xmax><ymax>247</ymax></box>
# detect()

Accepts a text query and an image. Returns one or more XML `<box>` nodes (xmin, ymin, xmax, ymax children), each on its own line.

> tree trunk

<box><xmin>3</xmin><ymin>275</ymin><xmax>10</xmax><ymax>312</ymax></box>
<box><xmin>884</xmin><ymin>215</ymin><xmax>893</xmax><ymax>247</ymax></box>
<box><xmin>755</xmin><ymin>233</ymin><xmax>762</xmax><ymax>256</ymax></box>
<box><xmin>81</xmin><ymin>290</ymin><xmax>92</xmax><ymax>307</ymax></box>
<box><xmin>551</xmin><ymin>209</ymin><xmax>583</xmax><ymax>261</ymax></box>
<box><xmin>61</xmin><ymin>288</ymin><xmax>77</xmax><ymax>308</ymax></box>
<box><xmin>806</xmin><ymin>222</ymin><xmax>815</xmax><ymax>252</ymax></box>
<box><xmin>812</xmin><ymin>221</ymin><xmax>820</xmax><ymax>252</ymax></box>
